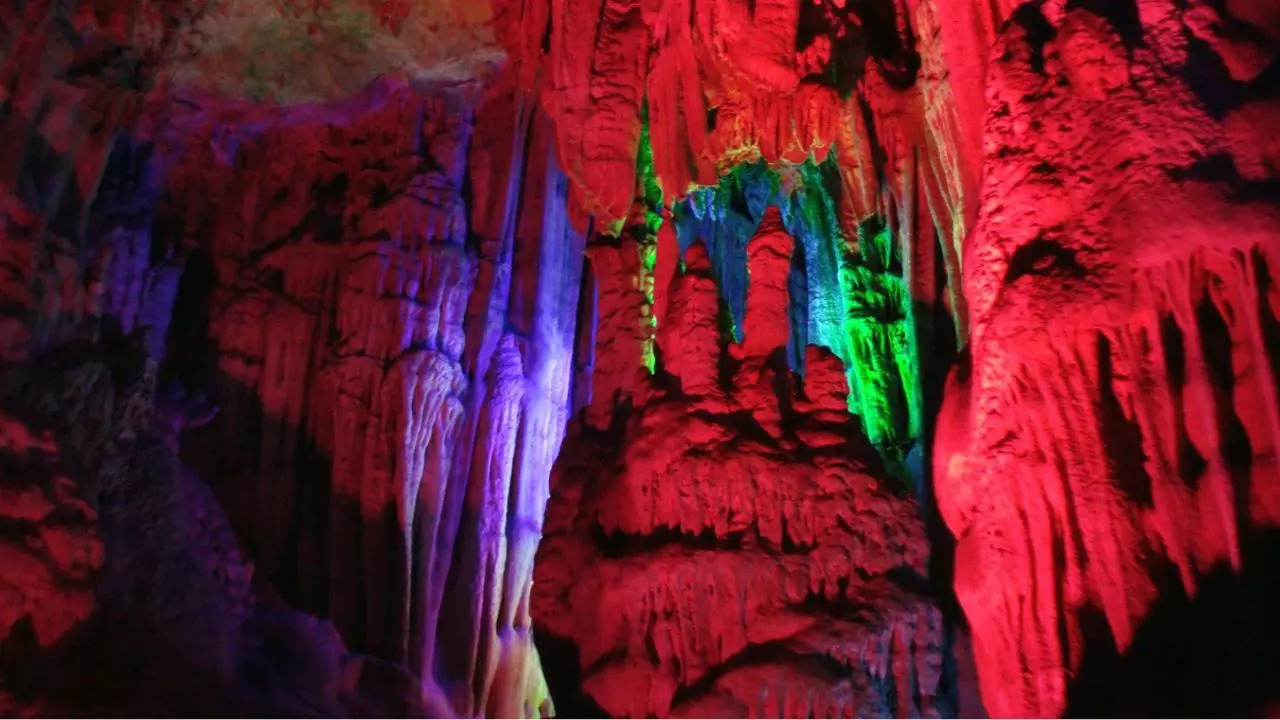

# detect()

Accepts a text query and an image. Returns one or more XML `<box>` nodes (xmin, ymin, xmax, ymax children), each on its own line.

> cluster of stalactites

<box><xmin>491</xmin><ymin>0</ymin><xmax>979</xmax><ymax>354</ymax></box>
<box><xmin>581</xmin><ymin>147</ymin><xmax>924</xmax><ymax>458</ymax></box>
<box><xmin>491</xmin><ymin>0</ymin><xmax>986</xmax><ymax>459</ymax></box>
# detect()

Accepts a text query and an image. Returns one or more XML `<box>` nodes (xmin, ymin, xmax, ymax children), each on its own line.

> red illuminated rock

<box><xmin>0</xmin><ymin>413</ymin><xmax>102</xmax><ymax>653</ymax></box>
<box><xmin>582</xmin><ymin>236</ymin><xmax>650</xmax><ymax>428</ymax></box>
<box><xmin>733</xmin><ymin>207</ymin><xmax>793</xmax><ymax>360</ymax></box>
<box><xmin>508</xmin><ymin>0</ymin><xmax>1280</xmax><ymax>714</ymax></box>
<box><xmin>933</xmin><ymin>2</ymin><xmax>1280</xmax><ymax>716</ymax></box>
<box><xmin>536</xmin><ymin>378</ymin><xmax>945</xmax><ymax>716</ymax></box>
<box><xmin>657</xmin><ymin>241</ymin><xmax>721</xmax><ymax>397</ymax></box>
<box><xmin>533</xmin><ymin>208</ymin><xmax>944</xmax><ymax>717</ymax></box>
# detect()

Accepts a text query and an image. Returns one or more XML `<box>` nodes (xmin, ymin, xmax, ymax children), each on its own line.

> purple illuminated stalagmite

<box><xmin>433</xmin><ymin>82</ymin><xmax>586</xmax><ymax>717</ymax></box>
<box><xmin>445</xmin><ymin>333</ymin><xmax>526</xmax><ymax>714</ymax></box>
<box><xmin>489</xmin><ymin>114</ymin><xmax>586</xmax><ymax>719</ymax></box>
<box><xmin>93</xmin><ymin>139</ymin><xmax>184</xmax><ymax>361</ymax></box>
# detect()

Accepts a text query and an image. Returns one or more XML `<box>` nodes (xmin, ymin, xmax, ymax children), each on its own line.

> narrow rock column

<box><xmin>658</xmin><ymin>241</ymin><xmax>721</xmax><ymax>396</ymax></box>
<box><xmin>734</xmin><ymin>206</ymin><xmax>794</xmax><ymax>359</ymax></box>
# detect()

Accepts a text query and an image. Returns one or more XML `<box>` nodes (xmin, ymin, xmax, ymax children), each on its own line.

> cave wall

<box><xmin>160</xmin><ymin>75</ymin><xmax>587</xmax><ymax>717</ymax></box>
<box><xmin>0</xmin><ymin>5</ymin><xmax>476</xmax><ymax>714</ymax></box>
<box><xmin>0</xmin><ymin>1</ymin><xmax>580</xmax><ymax>715</ymax></box>
<box><xmin>0</xmin><ymin>0</ymin><xmax>952</xmax><ymax>708</ymax></box>
<box><xmin>933</xmin><ymin>2</ymin><xmax>1280</xmax><ymax>716</ymax></box>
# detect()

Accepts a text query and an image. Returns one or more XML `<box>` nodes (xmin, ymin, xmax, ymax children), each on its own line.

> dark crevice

<box><xmin>0</xmin><ymin>513</ymin><xmax>41</xmax><ymax>545</ymax></box>
<box><xmin>885</xmin><ymin>564</ymin><xmax>935</xmax><ymax>597</ymax></box>
<box><xmin>1162</xmin><ymin>310</ymin><xmax>1188</xmax><ymax>390</ymax></box>
<box><xmin>1065</xmin><ymin>0</ymin><xmax>1144</xmax><ymax>49</ymax></box>
<box><xmin>667</xmin><ymin>639</ymin><xmax>847</xmax><ymax>712</ymax></box>
<box><xmin>859</xmin><ymin>0</ymin><xmax>920</xmax><ymax>89</ymax></box>
<box><xmin>18</xmin><ymin>126</ymin><xmax>76</xmax><ymax>221</ymax></box>
<box><xmin>1096</xmin><ymin>334</ymin><xmax>1155</xmax><ymax>506</ymax></box>
<box><xmin>1161</xmin><ymin>306</ymin><xmax>1206</xmax><ymax>486</ymax></box>
<box><xmin>160</xmin><ymin>249</ymin><xmax>217</xmax><ymax>391</ymax></box>
<box><xmin>795</xmin><ymin>1</ymin><xmax>870</xmax><ymax>96</ymax></box>
<box><xmin>1064</xmin><ymin>606</ymin><xmax>1122</xmax><ymax>718</ymax></box>
<box><xmin>1005</xmin><ymin>233</ymin><xmax>1085</xmax><ymax>282</ymax></box>
<box><xmin>1011</xmin><ymin>2</ymin><xmax>1058</xmax><ymax>75</ymax></box>
<box><xmin>1165</xmin><ymin>153</ymin><xmax>1280</xmax><ymax>204</ymax></box>
<box><xmin>1196</xmin><ymin>284</ymin><xmax>1254</xmax><ymax>525</ymax></box>
<box><xmin>540</xmin><ymin>12</ymin><xmax>552</xmax><ymax>54</ymax></box>
<box><xmin>1182</xmin><ymin>34</ymin><xmax>1241</xmax><ymax>118</ymax></box>
<box><xmin>1067</xmin><ymin>531</ymin><xmax>1280</xmax><ymax>716</ymax></box>
<box><xmin>313</xmin><ymin>170</ymin><xmax>350</xmax><ymax>242</ymax></box>
<box><xmin>534</xmin><ymin>630</ymin><xmax>609</xmax><ymax>718</ymax></box>
<box><xmin>591</xmin><ymin>521</ymin><xmax>820</xmax><ymax>559</ymax></box>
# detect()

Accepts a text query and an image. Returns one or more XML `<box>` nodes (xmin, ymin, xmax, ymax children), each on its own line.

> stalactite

<box><xmin>659</xmin><ymin>157</ymin><xmax>921</xmax><ymax>452</ymax></box>
<box><xmin>444</xmin><ymin>334</ymin><xmax>525</xmax><ymax>715</ymax></box>
<box><xmin>581</xmin><ymin>236</ymin><xmax>649</xmax><ymax>427</ymax></box>
<box><xmin>148</xmin><ymin>69</ymin><xmax>593</xmax><ymax>717</ymax></box>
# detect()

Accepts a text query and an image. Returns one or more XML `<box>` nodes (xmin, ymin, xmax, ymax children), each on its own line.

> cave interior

<box><xmin>1</xmin><ymin>0</ymin><xmax>1279</xmax><ymax>717</ymax></box>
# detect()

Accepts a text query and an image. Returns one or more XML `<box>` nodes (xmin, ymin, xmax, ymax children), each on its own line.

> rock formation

<box><xmin>498</xmin><ymin>0</ymin><xmax>1280</xmax><ymax>714</ymax></box>
<box><xmin>533</xmin><ymin>217</ymin><xmax>947</xmax><ymax>717</ymax></box>
<box><xmin>0</xmin><ymin>410</ymin><xmax>102</xmax><ymax>676</ymax></box>
<box><xmin>932</xmin><ymin>3</ymin><xmax>1280</xmax><ymax>716</ymax></box>
<box><xmin>0</xmin><ymin>1</ymin><xmax>570</xmax><ymax>714</ymax></box>
<box><xmin>156</xmin><ymin>70</ymin><xmax>585</xmax><ymax>718</ymax></box>
<box><xmin>0</xmin><ymin>0</ymin><xmax>1277</xmax><ymax>717</ymax></box>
